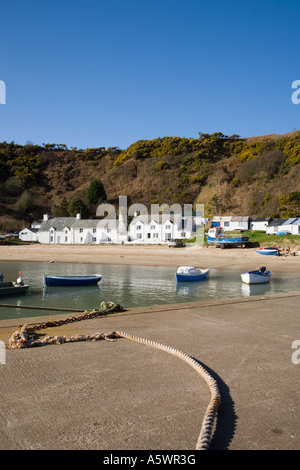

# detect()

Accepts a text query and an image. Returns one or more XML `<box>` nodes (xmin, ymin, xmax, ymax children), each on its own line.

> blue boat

<box><xmin>206</xmin><ymin>228</ymin><xmax>249</xmax><ymax>248</ymax></box>
<box><xmin>44</xmin><ymin>274</ymin><xmax>102</xmax><ymax>287</ymax></box>
<box><xmin>256</xmin><ymin>248</ymin><xmax>279</xmax><ymax>256</ymax></box>
<box><xmin>176</xmin><ymin>266</ymin><xmax>209</xmax><ymax>282</ymax></box>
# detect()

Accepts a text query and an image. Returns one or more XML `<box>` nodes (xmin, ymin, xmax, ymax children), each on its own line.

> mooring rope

<box><xmin>7</xmin><ymin>320</ymin><xmax>221</xmax><ymax>450</ymax></box>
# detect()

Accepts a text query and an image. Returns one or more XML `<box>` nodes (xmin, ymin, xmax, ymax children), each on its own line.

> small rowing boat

<box><xmin>256</xmin><ymin>247</ymin><xmax>279</xmax><ymax>256</ymax></box>
<box><xmin>176</xmin><ymin>266</ymin><xmax>209</xmax><ymax>282</ymax></box>
<box><xmin>241</xmin><ymin>267</ymin><xmax>271</xmax><ymax>284</ymax></box>
<box><xmin>44</xmin><ymin>274</ymin><xmax>102</xmax><ymax>287</ymax></box>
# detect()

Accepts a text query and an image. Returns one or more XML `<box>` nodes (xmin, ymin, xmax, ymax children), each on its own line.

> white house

<box><xmin>38</xmin><ymin>214</ymin><xmax>79</xmax><ymax>244</ymax></box>
<box><xmin>250</xmin><ymin>218</ymin><xmax>271</xmax><ymax>231</ymax></box>
<box><xmin>25</xmin><ymin>210</ymin><xmax>202</xmax><ymax>245</ymax></box>
<box><xmin>278</xmin><ymin>218</ymin><xmax>300</xmax><ymax>235</ymax></box>
<box><xmin>212</xmin><ymin>216</ymin><xmax>249</xmax><ymax>231</ymax></box>
<box><xmin>266</xmin><ymin>219</ymin><xmax>288</xmax><ymax>235</ymax></box>
<box><xmin>128</xmin><ymin>213</ymin><xmax>198</xmax><ymax>243</ymax></box>
<box><xmin>129</xmin><ymin>214</ymin><xmax>175</xmax><ymax>243</ymax></box>
<box><xmin>19</xmin><ymin>227</ymin><xmax>39</xmax><ymax>242</ymax></box>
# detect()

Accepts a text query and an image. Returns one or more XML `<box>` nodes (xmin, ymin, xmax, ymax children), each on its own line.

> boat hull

<box><xmin>241</xmin><ymin>271</ymin><xmax>271</xmax><ymax>284</ymax></box>
<box><xmin>206</xmin><ymin>235</ymin><xmax>249</xmax><ymax>246</ymax></box>
<box><xmin>44</xmin><ymin>275</ymin><xmax>102</xmax><ymax>287</ymax></box>
<box><xmin>256</xmin><ymin>249</ymin><xmax>278</xmax><ymax>256</ymax></box>
<box><xmin>0</xmin><ymin>282</ymin><xmax>29</xmax><ymax>297</ymax></box>
<box><xmin>176</xmin><ymin>268</ymin><xmax>209</xmax><ymax>282</ymax></box>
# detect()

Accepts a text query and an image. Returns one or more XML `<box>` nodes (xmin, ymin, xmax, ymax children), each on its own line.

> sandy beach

<box><xmin>0</xmin><ymin>243</ymin><xmax>299</xmax><ymax>273</ymax></box>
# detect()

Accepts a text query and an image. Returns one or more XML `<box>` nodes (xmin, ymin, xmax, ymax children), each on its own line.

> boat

<box><xmin>206</xmin><ymin>228</ymin><xmax>249</xmax><ymax>248</ymax></box>
<box><xmin>44</xmin><ymin>274</ymin><xmax>102</xmax><ymax>287</ymax></box>
<box><xmin>0</xmin><ymin>272</ymin><xmax>29</xmax><ymax>297</ymax></box>
<box><xmin>241</xmin><ymin>267</ymin><xmax>271</xmax><ymax>284</ymax></box>
<box><xmin>256</xmin><ymin>247</ymin><xmax>279</xmax><ymax>256</ymax></box>
<box><xmin>176</xmin><ymin>266</ymin><xmax>209</xmax><ymax>282</ymax></box>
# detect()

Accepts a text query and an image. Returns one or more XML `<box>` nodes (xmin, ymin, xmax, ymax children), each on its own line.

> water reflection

<box><xmin>240</xmin><ymin>282</ymin><xmax>271</xmax><ymax>297</ymax></box>
<box><xmin>0</xmin><ymin>261</ymin><xmax>298</xmax><ymax>320</ymax></box>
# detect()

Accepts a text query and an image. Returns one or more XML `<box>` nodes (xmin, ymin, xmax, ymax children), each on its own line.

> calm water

<box><xmin>0</xmin><ymin>261</ymin><xmax>299</xmax><ymax>320</ymax></box>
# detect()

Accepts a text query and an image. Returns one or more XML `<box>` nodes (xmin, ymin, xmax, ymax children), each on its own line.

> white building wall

<box><xmin>250</xmin><ymin>221</ymin><xmax>269</xmax><ymax>231</ymax></box>
<box><xmin>19</xmin><ymin>229</ymin><xmax>38</xmax><ymax>242</ymax></box>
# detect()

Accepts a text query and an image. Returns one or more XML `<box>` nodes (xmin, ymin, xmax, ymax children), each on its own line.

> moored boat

<box><xmin>176</xmin><ymin>266</ymin><xmax>209</xmax><ymax>282</ymax></box>
<box><xmin>256</xmin><ymin>247</ymin><xmax>279</xmax><ymax>256</ymax></box>
<box><xmin>241</xmin><ymin>267</ymin><xmax>271</xmax><ymax>284</ymax></box>
<box><xmin>0</xmin><ymin>272</ymin><xmax>29</xmax><ymax>297</ymax></box>
<box><xmin>44</xmin><ymin>274</ymin><xmax>102</xmax><ymax>287</ymax></box>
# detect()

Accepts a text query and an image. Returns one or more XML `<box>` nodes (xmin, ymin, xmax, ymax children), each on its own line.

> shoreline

<box><xmin>1</xmin><ymin>243</ymin><xmax>300</xmax><ymax>272</ymax></box>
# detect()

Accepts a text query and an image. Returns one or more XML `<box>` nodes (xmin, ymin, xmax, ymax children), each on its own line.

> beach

<box><xmin>0</xmin><ymin>243</ymin><xmax>300</xmax><ymax>272</ymax></box>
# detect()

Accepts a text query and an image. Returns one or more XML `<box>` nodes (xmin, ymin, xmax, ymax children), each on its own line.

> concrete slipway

<box><xmin>0</xmin><ymin>292</ymin><xmax>299</xmax><ymax>451</ymax></box>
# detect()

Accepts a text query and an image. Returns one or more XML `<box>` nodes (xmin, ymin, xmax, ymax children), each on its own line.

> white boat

<box><xmin>241</xmin><ymin>267</ymin><xmax>271</xmax><ymax>284</ymax></box>
<box><xmin>176</xmin><ymin>266</ymin><xmax>209</xmax><ymax>282</ymax></box>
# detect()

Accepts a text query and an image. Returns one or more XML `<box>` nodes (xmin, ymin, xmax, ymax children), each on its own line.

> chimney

<box><xmin>43</xmin><ymin>214</ymin><xmax>50</xmax><ymax>221</ymax></box>
<box><xmin>76</xmin><ymin>213</ymin><xmax>81</xmax><ymax>220</ymax></box>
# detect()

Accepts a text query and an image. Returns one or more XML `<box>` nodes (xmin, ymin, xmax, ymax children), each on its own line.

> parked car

<box><xmin>167</xmin><ymin>239</ymin><xmax>184</xmax><ymax>248</ymax></box>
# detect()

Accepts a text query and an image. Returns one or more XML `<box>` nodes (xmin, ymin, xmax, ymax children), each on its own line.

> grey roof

<box><xmin>282</xmin><ymin>218</ymin><xmax>300</xmax><ymax>225</ymax></box>
<box><xmin>72</xmin><ymin>219</ymin><xmax>100</xmax><ymax>228</ymax></box>
<box><xmin>251</xmin><ymin>218</ymin><xmax>271</xmax><ymax>222</ymax></box>
<box><xmin>20</xmin><ymin>227</ymin><xmax>39</xmax><ymax>233</ymax></box>
<box><xmin>39</xmin><ymin>217</ymin><xmax>77</xmax><ymax>231</ymax></box>
<box><xmin>130</xmin><ymin>214</ymin><xmax>180</xmax><ymax>224</ymax></box>
<box><xmin>231</xmin><ymin>216</ymin><xmax>250</xmax><ymax>222</ymax></box>
<box><xmin>267</xmin><ymin>218</ymin><xmax>288</xmax><ymax>227</ymax></box>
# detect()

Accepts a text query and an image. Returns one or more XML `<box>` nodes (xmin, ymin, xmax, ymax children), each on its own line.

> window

<box><xmin>137</xmin><ymin>225</ymin><xmax>141</xmax><ymax>230</ymax></box>
<box><xmin>93</xmin><ymin>228</ymin><xmax>96</xmax><ymax>233</ymax></box>
<box><xmin>65</xmin><ymin>237</ymin><xmax>68</xmax><ymax>242</ymax></box>
<box><xmin>150</xmin><ymin>225</ymin><xmax>155</xmax><ymax>230</ymax></box>
<box><xmin>137</xmin><ymin>233</ymin><xmax>142</xmax><ymax>239</ymax></box>
<box><xmin>79</xmin><ymin>228</ymin><xmax>83</xmax><ymax>233</ymax></box>
<box><xmin>181</xmin><ymin>232</ymin><xmax>186</xmax><ymax>237</ymax></box>
<box><xmin>153</xmin><ymin>233</ymin><xmax>159</xmax><ymax>238</ymax></box>
<box><xmin>166</xmin><ymin>225</ymin><xmax>171</xmax><ymax>229</ymax></box>
<box><xmin>50</xmin><ymin>236</ymin><xmax>53</xmax><ymax>242</ymax></box>
<box><xmin>92</xmin><ymin>237</ymin><xmax>96</xmax><ymax>242</ymax></box>
<box><xmin>107</xmin><ymin>228</ymin><xmax>111</xmax><ymax>233</ymax></box>
<box><xmin>147</xmin><ymin>233</ymin><xmax>151</xmax><ymax>238</ymax></box>
<box><xmin>224</xmin><ymin>222</ymin><xmax>229</xmax><ymax>227</ymax></box>
<box><xmin>165</xmin><ymin>233</ymin><xmax>171</xmax><ymax>240</ymax></box>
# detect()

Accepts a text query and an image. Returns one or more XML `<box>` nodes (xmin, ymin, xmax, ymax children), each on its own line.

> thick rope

<box><xmin>7</xmin><ymin>325</ymin><xmax>221</xmax><ymax>450</ymax></box>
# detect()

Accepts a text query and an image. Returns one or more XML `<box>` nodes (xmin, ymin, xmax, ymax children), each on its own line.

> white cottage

<box><xmin>250</xmin><ymin>218</ymin><xmax>271</xmax><ymax>231</ymax></box>
<box><xmin>19</xmin><ymin>227</ymin><xmax>39</xmax><ymax>242</ymax></box>
<box><xmin>278</xmin><ymin>218</ymin><xmax>300</xmax><ymax>235</ymax></box>
<box><xmin>128</xmin><ymin>213</ymin><xmax>197</xmax><ymax>243</ymax></box>
<box><xmin>266</xmin><ymin>219</ymin><xmax>288</xmax><ymax>235</ymax></box>
<box><xmin>38</xmin><ymin>215</ymin><xmax>78</xmax><ymax>244</ymax></box>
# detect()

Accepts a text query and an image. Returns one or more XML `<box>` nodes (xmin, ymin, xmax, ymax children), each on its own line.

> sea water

<box><xmin>0</xmin><ymin>261</ymin><xmax>299</xmax><ymax>320</ymax></box>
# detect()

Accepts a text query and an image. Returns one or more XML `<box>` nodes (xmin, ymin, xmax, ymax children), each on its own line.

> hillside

<box><xmin>0</xmin><ymin>131</ymin><xmax>300</xmax><ymax>232</ymax></box>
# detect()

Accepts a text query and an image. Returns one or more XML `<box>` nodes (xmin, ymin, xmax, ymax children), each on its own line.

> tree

<box><xmin>86</xmin><ymin>179</ymin><xmax>107</xmax><ymax>205</ymax></box>
<box><xmin>68</xmin><ymin>197</ymin><xmax>85</xmax><ymax>217</ymax></box>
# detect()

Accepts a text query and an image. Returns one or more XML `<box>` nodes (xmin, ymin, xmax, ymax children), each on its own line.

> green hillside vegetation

<box><xmin>0</xmin><ymin>131</ymin><xmax>300</xmax><ymax>232</ymax></box>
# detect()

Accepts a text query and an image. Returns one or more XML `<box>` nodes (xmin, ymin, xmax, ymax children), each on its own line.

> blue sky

<box><xmin>1</xmin><ymin>0</ymin><xmax>299</xmax><ymax>150</ymax></box>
